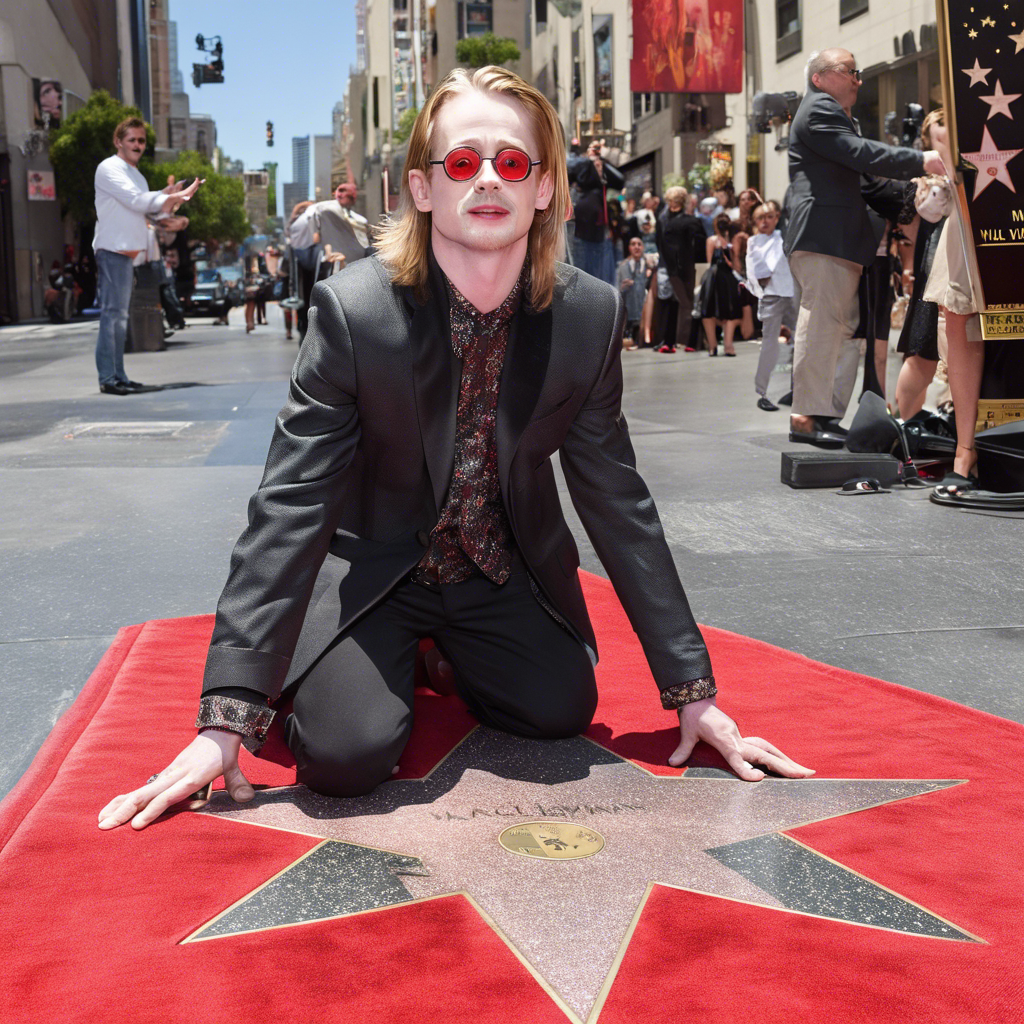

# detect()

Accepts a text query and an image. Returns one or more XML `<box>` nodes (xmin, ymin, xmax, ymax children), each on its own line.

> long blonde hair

<box><xmin>374</xmin><ymin>66</ymin><xmax>570</xmax><ymax>310</ymax></box>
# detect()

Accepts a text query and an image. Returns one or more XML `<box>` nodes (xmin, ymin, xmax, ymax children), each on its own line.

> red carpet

<box><xmin>1</xmin><ymin>572</ymin><xmax>1021</xmax><ymax>1023</ymax></box>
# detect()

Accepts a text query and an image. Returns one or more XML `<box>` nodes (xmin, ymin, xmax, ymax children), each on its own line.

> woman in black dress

<box><xmin>894</xmin><ymin>109</ymin><xmax>948</xmax><ymax>418</ymax></box>
<box><xmin>893</xmin><ymin>215</ymin><xmax>944</xmax><ymax>416</ymax></box>
<box><xmin>697</xmin><ymin>214</ymin><xmax>743</xmax><ymax>355</ymax></box>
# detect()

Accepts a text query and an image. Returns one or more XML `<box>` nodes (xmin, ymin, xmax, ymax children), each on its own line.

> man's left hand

<box><xmin>669</xmin><ymin>698</ymin><xmax>814</xmax><ymax>780</ymax></box>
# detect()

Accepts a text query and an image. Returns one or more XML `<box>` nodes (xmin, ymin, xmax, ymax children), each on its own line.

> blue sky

<box><xmin>169</xmin><ymin>0</ymin><xmax>358</xmax><ymax>207</ymax></box>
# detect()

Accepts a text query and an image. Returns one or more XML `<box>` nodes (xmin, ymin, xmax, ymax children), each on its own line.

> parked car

<box><xmin>188</xmin><ymin>268</ymin><xmax>230</xmax><ymax>318</ymax></box>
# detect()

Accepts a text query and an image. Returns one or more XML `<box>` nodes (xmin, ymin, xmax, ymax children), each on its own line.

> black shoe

<box><xmin>778</xmin><ymin>391</ymin><xmax>793</xmax><ymax>406</ymax></box>
<box><xmin>757</xmin><ymin>396</ymin><xmax>779</xmax><ymax>412</ymax></box>
<box><xmin>788</xmin><ymin>427</ymin><xmax>845</xmax><ymax>449</ymax></box>
<box><xmin>99</xmin><ymin>382</ymin><xmax>133</xmax><ymax>396</ymax></box>
<box><xmin>814</xmin><ymin>416</ymin><xmax>848</xmax><ymax>436</ymax></box>
<box><xmin>122</xmin><ymin>379</ymin><xmax>148</xmax><ymax>391</ymax></box>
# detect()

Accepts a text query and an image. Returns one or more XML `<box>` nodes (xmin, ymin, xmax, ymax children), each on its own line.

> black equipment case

<box><xmin>781</xmin><ymin>451</ymin><xmax>903</xmax><ymax>489</ymax></box>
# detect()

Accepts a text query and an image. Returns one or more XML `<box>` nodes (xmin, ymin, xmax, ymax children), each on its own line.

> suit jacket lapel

<box><xmin>409</xmin><ymin>256</ymin><xmax>459</xmax><ymax>516</ymax></box>
<box><xmin>497</xmin><ymin>292</ymin><xmax>553</xmax><ymax>498</ymax></box>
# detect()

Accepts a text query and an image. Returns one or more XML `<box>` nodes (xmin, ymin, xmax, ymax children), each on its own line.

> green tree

<box><xmin>392</xmin><ymin>106</ymin><xmax>419</xmax><ymax>145</ymax></box>
<box><xmin>263</xmin><ymin>161</ymin><xmax>278</xmax><ymax>217</ymax></box>
<box><xmin>49</xmin><ymin>90</ymin><xmax>156</xmax><ymax>224</ymax></box>
<box><xmin>144</xmin><ymin>151</ymin><xmax>251</xmax><ymax>244</ymax></box>
<box><xmin>455</xmin><ymin>33</ymin><xmax>521</xmax><ymax>68</ymax></box>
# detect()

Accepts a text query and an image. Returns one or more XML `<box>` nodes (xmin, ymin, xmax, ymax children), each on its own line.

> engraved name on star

<box><xmin>187</xmin><ymin>730</ymin><xmax>976</xmax><ymax>1024</ymax></box>
<box><xmin>962</xmin><ymin>126</ymin><xmax>1023</xmax><ymax>199</ymax></box>
<box><xmin>963</xmin><ymin>59</ymin><xmax>993</xmax><ymax>88</ymax></box>
<box><xmin>981</xmin><ymin>80</ymin><xmax>1022</xmax><ymax>119</ymax></box>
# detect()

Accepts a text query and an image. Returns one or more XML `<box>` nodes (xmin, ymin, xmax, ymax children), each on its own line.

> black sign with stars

<box><xmin>940</xmin><ymin>0</ymin><xmax>1024</xmax><ymax>337</ymax></box>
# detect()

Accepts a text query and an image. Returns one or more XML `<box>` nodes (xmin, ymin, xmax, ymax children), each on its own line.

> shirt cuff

<box><xmin>196</xmin><ymin>695</ymin><xmax>276</xmax><ymax>755</ymax></box>
<box><xmin>660</xmin><ymin>676</ymin><xmax>717</xmax><ymax>710</ymax></box>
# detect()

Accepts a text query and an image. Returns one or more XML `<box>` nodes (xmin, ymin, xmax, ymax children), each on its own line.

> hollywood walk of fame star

<box><xmin>963</xmin><ymin>59</ymin><xmax>994</xmax><ymax>88</ymax></box>
<box><xmin>963</xmin><ymin>126</ymin><xmax>1024</xmax><ymax>199</ymax></box>
<box><xmin>187</xmin><ymin>729</ymin><xmax>976</xmax><ymax>1024</ymax></box>
<box><xmin>1011</xmin><ymin>29</ymin><xmax>1024</xmax><ymax>53</ymax></box>
<box><xmin>981</xmin><ymin>80</ymin><xmax>1022</xmax><ymax>119</ymax></box>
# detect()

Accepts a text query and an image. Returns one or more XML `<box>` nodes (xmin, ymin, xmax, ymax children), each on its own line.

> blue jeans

<box><xmin>95</xmin><ymin>249</ymin><xmax>135</xmax><ymax>385</ymax></box>
<box><xmin>574</xmin><ymin>237</ymin><xmax>616</xmax><ymax>284</ymax></box>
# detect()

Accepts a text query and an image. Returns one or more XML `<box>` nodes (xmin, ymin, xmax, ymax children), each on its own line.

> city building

<box><xmin>430</xmin><ymin>0</ymin><xmax>531</xmax><ymax>86</ymax></box>
<box><xmin>0</xmin><ymin>0</ymin><xmax>121</xmax><ymax>322</ymax></box>
<box><xmin>282</xmin><ymin>181</ymin><xmax>308</xmax><ymax>220</ymax></box>
<box><xmin>168</xmin><ymin>19</ymin><xmax>184</xmax><ymax>94</ymax></box>
<box><xmin>332</xmin><ymin>100</ymin><xmax>348</xmax><ymax>187</ymax></box>
<box><xmin>168</xmin><ymin>91</ymin><xmax>216</xmax><ymax>158</ymax></box>
<box><xmin>313</xmin><ymin>134</ymin><xmax>332</xmax><ymax>200</ymax></box>
<box><xmin>525</xmin><ymin>0</ymin><xmax>942</xmax><ymax>206</ymax></box>
<box><xmin>148</xmin><ymin>0</ymin><xmax>172</xmax><ymax>151</ymax></box>
<box><xmin>243</xmin><ymin>169</ymin><xmax>270</xmax><ymax>235</ymax></box>
<box><xmin>292</xmin><ymin>136</ymin><xmax>310</xmax><ymax>195</ymax></box>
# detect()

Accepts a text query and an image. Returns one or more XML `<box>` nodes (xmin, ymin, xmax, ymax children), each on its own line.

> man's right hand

<box><xmin>161</xmin><ymin>177</ymin><xmax>204</xmax><ymax>214</ymax></box>
<box><xmin>922</xmin><ymin>149</ymin><xmax>946</xmax><ymax>176</ymax></box>
<box><xmin>98</xmin><ymin>730</ymin><xmax>253</xmax><ymax>831</ymax></box>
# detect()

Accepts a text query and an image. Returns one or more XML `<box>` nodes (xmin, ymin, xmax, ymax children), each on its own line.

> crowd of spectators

<box><xmin>566</xmin><ymin>139</ymin><xmax>795</xmax><ymax>408</ymax></box>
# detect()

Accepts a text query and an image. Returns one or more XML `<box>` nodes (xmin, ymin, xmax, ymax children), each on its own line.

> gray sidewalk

<box><xmin>2</xmin><ymin>305</ymin><xmax>1021</xmax><ymax>800</ymax></box>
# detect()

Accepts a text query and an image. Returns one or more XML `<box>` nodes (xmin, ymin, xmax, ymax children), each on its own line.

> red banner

<box><xmin>631</xmin><ymin>0</ymin><xmax>744</xmax><ymax>94</ymax></box>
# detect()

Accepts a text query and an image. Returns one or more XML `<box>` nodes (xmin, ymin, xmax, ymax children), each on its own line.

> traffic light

<box><xmin>266</xmin><ymin>121</ymin><xmax>274</xmax><ymax>147</ymax></box>
<box><xmin>192</xmin><ymin>34</ymin><xmax>224</xmax><ymax>88</ymax></box>
<box><xmin>192</xmin><ymin>61</ymin><xmax>224</xmax><ymax>87</ymax></box>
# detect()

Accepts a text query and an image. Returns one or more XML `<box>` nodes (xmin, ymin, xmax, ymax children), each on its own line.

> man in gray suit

<box><xmin>784</xmin><ymin>49</ymin><xmax>944</xmax><ymax>445</ymax></box>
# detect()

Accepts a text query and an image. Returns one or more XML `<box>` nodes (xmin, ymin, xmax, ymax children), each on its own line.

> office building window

<box><xmin>839</xmin><ymin>0</ymin><xmax>868</xmax><ymax>23</ymax></box>
<box><xmin>776</xmin><ymin>0</ymin><xmax>801</xmax><ymax>62</ymax></box>
<box><xmin>458</xmin><ymin>0</ymin><xmax>492</xmax><ymax>38</ymax></box>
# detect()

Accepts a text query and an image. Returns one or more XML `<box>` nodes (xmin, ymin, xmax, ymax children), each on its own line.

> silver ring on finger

<box><xmin>147</xmin><ymin>773</ymin><xmax>161</xmax><ymax>784</ymax></box>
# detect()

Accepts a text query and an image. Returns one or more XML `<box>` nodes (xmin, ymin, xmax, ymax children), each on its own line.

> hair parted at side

<box><xmin>113</xmin><ymin>116</ymin><xmax>147</xmax><ymax>148</ymax></box>
<box><xmin>373</xmin><ymin>65</ymin><xmax>570</xmax><ymax>311</ymax></box>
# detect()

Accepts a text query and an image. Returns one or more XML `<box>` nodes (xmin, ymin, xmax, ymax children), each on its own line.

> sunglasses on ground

<box><xmin>429</xmin><ymin>146</ymin><xmax>542</xmax><ymax>182</ymax></box>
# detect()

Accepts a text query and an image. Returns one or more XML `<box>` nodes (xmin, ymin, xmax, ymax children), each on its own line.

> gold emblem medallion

<box><xmin>498</xmin><ymin>821</ymin><xmax>605</xmax><ymax>860</ymax></box>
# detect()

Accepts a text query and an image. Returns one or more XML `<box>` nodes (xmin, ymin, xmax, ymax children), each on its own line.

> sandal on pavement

<box><xmin>935</xmin><ymin>471</ymin><xmax>978</xmax><ymax>492</ymax></box>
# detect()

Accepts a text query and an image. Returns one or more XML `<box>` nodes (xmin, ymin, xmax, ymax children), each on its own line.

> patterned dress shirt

<box><xmin>415</xmin><ymin>262</ymin><xmax>529</xmax><ymax>584</ymax></box>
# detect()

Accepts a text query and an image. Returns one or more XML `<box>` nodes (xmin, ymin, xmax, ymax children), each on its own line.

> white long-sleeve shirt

<box><xmin>93</xmin><ymin>155</ymin><xmax>167</xmax><ymax>256</ymax></box>
<box><xmin>288</xmin><ymin>206</ymin><xmax>316</xmax><ymax>249</ymax></box>
<box><xmin>745</xmin><ymin>229</ymin><xmax>794</xmax><ymax>299</ymax></box>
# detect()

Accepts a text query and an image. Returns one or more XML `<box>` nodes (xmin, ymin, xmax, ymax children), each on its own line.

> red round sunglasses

<box><xmin>429</xmin><ymin>146</ymin><xmax>542</xmax><ymax>182</ymax></box>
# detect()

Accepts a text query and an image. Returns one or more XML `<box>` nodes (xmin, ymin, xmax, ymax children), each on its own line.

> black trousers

<box><xmin>284</xmin><ymin>570</ymin><xmax>598</xmax><ymax>798</ymax></box>
<box><xmin>668</xmin><ymin>265</ymin><xmax>696</xmax><ymax>350</ymax></box>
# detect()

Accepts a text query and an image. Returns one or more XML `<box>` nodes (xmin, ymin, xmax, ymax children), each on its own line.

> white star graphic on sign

<box><xmin>1010</xmin><ymin>29</ymin><xmax>1024</xmax><ymax>53</ymax></box>
<box><xmin>186</xmin><ymin>729</ymin><xmax>976</xmax><ymax>1024</ymax></box>
<box><xmin>962</xmin><ymin>126</ymin><xmax>1023</xmax><ymax>198</ymax></box>
<box><xmin>980</xmin><ymin>80</ymin><xmax>1022</xmax><ymax>119</ymax></box>
<box><xmin>963</xmin><ymin>59</ymin><xmax>994</xmax><ymax>87</ymax></box>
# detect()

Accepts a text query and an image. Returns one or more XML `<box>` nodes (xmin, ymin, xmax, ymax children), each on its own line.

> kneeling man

<box><xmin>100</xmin><ymin>67</ymin><xmax>811</xmax><ymax>831</ymax></box>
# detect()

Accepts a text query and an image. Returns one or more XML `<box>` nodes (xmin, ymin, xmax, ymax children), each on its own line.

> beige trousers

<box><xmin>790</xmin><ymin>251</ymin><xmax>864</xmax><ymax>418</ymax></box>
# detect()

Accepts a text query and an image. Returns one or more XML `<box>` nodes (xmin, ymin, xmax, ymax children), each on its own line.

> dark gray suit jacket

<box><xmin>201</xmin><ymin>253</ymin><xmax>712</xmax><ymax>702</ymax></box>
<box><xmin>784</xmin><ymin>87</ymin><xmax>924</xmax><ymax>266</ymax></box>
